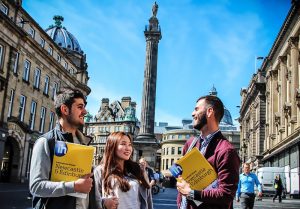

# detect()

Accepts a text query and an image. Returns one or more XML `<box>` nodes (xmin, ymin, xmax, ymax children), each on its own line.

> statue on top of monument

<box><xmin>152</xmin><ymin>2</ymin><xmax>158</xmax><ymax>17</ymax></box>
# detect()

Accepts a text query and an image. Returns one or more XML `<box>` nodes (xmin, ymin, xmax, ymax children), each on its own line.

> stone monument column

<box><xmin>135</xmin><ymin>2</ymin><xmax>162</xmax><ymax>167</ymax></box>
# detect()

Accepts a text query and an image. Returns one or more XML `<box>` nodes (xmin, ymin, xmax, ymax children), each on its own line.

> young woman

<box><xmin>94</xmin><ymin>132</ymin><xmax>153</xmax><ymax>209</ymax></box>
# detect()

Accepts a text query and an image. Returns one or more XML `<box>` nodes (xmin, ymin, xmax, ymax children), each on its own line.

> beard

<box><xmin>193</xmin><ymin>111</ymin><xmax>207</xmax><ymax>131</ymax></box>
<box><xmin>66</xmin><ymin>112</ymin><xmax>84</xmax><ymax>129</ymax></box>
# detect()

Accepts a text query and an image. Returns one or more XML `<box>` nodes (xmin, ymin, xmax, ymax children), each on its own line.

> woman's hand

<box><xmin>103</xmin><ymin>196</ymin><xmax>119</xmax><ymax>209</ymax></box>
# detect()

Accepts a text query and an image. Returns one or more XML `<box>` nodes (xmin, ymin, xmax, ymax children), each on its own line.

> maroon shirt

<box><xmin>177</xmin><ymin>132</ymin><xmax>240</xmax><ymax>209</ymax></box>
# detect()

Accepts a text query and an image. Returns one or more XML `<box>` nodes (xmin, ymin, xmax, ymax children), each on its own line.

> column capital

<box><xmin>288</xmin><ymin>36</ymin><xmax>299</xmax><ymax>49</ymax></box>
<box><xmin>278</xmin><ymin>55</ymin><xmax>287</xmax><ymax>63</ymax></box>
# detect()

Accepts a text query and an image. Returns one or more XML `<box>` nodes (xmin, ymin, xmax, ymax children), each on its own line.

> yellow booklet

<box><xmin>169</xmin><ymin>147</ymin><xmax>217</xmax><ymax>190</ymax></box>
<box><xmin>50</xmin><ymin>141</ymin><xmax>95</xmax><ymax>182</ymax></box>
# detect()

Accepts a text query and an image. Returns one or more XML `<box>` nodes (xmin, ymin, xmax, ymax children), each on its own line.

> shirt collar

<box><xmin>200</xmin><ymin>129</ymin><xmax>220</xmax><ymax>142</ymax></box>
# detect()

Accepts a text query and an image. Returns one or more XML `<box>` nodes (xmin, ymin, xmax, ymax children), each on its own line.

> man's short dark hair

<box><xmin>197</xmin><ymin>95</ymin><xmax>224</xmax><ymax>123</ymax></box>
<box><xmin>54</xmin><ymin>88</ymin><xmax>87</xmax><ymax>117</ymax></box>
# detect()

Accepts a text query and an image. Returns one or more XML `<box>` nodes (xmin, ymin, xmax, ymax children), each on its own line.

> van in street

<box><xmin>256</xmin><ymin>167</ymin><xmax>286</xmax><ymax>198</ymax></box>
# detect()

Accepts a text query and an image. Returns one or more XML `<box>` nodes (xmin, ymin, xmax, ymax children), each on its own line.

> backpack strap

<box><xmin>186</xmin><ymin>136</ymin><xmax>199</xmax><ymax>153</ymax></box>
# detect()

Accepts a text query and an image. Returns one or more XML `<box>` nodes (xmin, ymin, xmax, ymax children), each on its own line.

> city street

<box><xmin>153</xmin><ymin>188</ymin><xmax>300</xmax><ymax>209</ymax></box>
<box><xmin>1</xmin><ymin>183</ymin><xmax>300</xmax><ymax>209</ymax></box>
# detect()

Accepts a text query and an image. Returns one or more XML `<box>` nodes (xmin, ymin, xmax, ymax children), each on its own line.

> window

<box><xmin>33</xmin><ymin>68</ymin><xmax>41</xmax><ymax>89</ymax></box>
<box><xmin>64</xmin><ymin>62</ymin><xmax>68</xmax><ymax>70</ymax></box>
<box><xmin>40</xmin><ymin>38</ymin><xmax>45</xmax><ymax>48</ymax></box>
<box><xmin>23</xmin><ymin>60</ymin><xmax>30</xmax><ymax>82</ymax></box>
<box><xmin>57</xmin><ymin>54</ymin><xmax>61</xmax><ymax>62</ymax></box>
<box><xmin>166</xmin><ymin>159</ymin><xmax>169</xmax><ymax>170</ymax></box>
<box><xmin>43</xmin><ymin>75</ymin><xmax>50</xmax><ymax>95</ymax></box>
<box><xmin>13</xmin><ymin>52</ymin><xmax>19</xmax><ymax>74</ymax></box>
<box><xmin>28</xmin><ymin>26</ymin><xmax>35</xmax><ymax>39</ymax></box>
<box><xmin>171</xmin><ymin>147</ymin><xmax>175</xmax><ymax>155</ymax></box>
<box><xmin>48</xmin><ymin>47</ymin><xmax>53</xmax><ymax>55</ymax></box>
<box><xmin>7</xmin><ymin>89</ymin><xmax>14</xmax><ymax>118</ymax></box>
<box><xmin>51</xmin><ymin>82</ymin><xmax>58</xmax><ymax>100</ymax></box>
<box><xmin>29</xmin><ymin>101</ymin><xmax>37</xmax><ymax>130</ymax></box>
<box><xmin>0</xmin><ymin>44</ymin><xmax>4</xmax><ymax>69</ymax></box>
<box><xmin>178</xmin><ymin>147</ymin><xmax>182</xmax><ymax>155</ymax></box>
<box><xmin>19</xmin><ymin>95</ymin><xmax>26</xmax><ymax>122</ymax></box>
<box><xmin>39</xmin><ymin>106</ymin><xmax>46</xmax><ymax>133</ymax></box>
<box><xmin>0</xmin><ymin>3</ymin><xmax>8</xmax><ymax>15</ymax></box>
<box><xmin>70</xmin><ymin>68</ymin><xmax>74</xmax><ymax>74</ymax></box>
<box><xmin>49</xmin><ymin>112</ymin><xmax>55</xmax><ymax>131</ymax></box>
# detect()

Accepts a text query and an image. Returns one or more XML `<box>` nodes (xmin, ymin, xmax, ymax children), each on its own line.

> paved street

<box><xmin>1</xmin><ymin>183</ymin><xmax>300</xmax><ymax>209</ymax></box>
<box><xmin>152</xmin><ymin>188</ymin><xmax>300</xmax><ymax>209</ymax></box>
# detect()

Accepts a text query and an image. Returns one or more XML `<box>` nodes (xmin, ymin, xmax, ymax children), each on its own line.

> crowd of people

<box><xmin>29</xmin><ymin>88</ymin><xmax>283</xmax><ymax>209</ymax></box>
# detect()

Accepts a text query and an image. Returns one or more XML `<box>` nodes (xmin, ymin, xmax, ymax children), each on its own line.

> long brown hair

<box><xmin>101</xmin><ymin>132</ymin><xmax>150</xmax><ymax>194</ymax></box>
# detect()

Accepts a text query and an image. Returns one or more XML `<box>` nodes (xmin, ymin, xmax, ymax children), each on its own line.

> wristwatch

<box><xmin>186</xmin><ymin>190</ymin><xmax>195</xmax><ymax>200</ymax></box>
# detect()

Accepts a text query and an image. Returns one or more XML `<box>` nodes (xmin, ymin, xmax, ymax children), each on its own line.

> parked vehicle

<box><xmin>256</xmin><ymin>167</ymin><xmax>286</xmax><ymax>198</ymax></box>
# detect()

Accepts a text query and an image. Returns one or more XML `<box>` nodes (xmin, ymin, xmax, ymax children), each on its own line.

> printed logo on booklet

<box><xmin>169</xmin><ymin>164</ymin><xmax>183</xmax><ymax>178</ymax></box>
<box><xmin>55</xmin><ymin>141</ymin><xmax>68</xmax><ymax>156</ymax></box>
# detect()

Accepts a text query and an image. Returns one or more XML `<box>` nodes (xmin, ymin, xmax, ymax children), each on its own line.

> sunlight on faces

<box><xmin>243</xmin><ymin>163</ymin><xmax>250</xmax><ymax>174</ymax></box>
<box><xmin>192</xmin><ymin>99</ymin><xmax>208</xmax><ymax>130</ymax></box>
<box><xmin>139</xmin><ymin>158</ymin><xmax>147</xmax><ymax>170</ymax></box>
<box><xmin>115</xmin><ymin>135</ymin><xmax>133</xmax><ymax>161</ymax></box>
<box><xmin>65</xmin><ymin>98</ymin><xmax>87</xmax><ymax>128</ymax></box>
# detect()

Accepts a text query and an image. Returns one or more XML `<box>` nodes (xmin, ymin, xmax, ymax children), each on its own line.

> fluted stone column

<box><xmin>134</xmin><ymin>3</ymin><xmax>161</xmax><ymax>167</ymax></box>
<box><xmin>279</xmin><ymin>56</ymin><xmax>287</xmax><ymax>134</ymax></box>
<box><xmin>137</xmin><ymin>4</ymin><xmax>162</xmax><ymax>142</ymax></box>
<box><xmin>289</xmin><ymin>37</ymin><xmax>299</xmax><ymax>128</ymax></box>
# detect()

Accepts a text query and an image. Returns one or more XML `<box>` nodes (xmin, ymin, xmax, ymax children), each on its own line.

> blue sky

<box><xmin>23</xmin><ymin>0</ymin><xmax>290</xmax><ymax>126</ymax></box>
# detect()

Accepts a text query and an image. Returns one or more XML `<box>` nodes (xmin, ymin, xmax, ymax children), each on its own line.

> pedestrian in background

<box><xmin>236</xmin><ymin>163</ymin><xmax>262</xmax><ymax>209</ymax></box>
<box><xmin>139</xmin><ymin>158</ymin><xmax>156</xmax><ymax>188</ymax></box>
<box><xmin>29</xmin><ymin>88</ymin><xmax>96</xmax><ymax>209</ymax></box>
<box><xmin>94</xmin><ymin>132</ymin><xmax>153</xmax><ymax>209</ymax></box>
<box><xmin>273</xmin><ymin>175</ymin><xmax>283</xmax><ymax>203</ymax></box>
<box><xmin>176</xmin><ymin>95</ymin><xmax>240</xmax><ymax>209</ymax></box>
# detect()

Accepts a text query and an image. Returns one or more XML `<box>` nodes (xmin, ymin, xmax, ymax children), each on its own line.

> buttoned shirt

<box><xmin>236</xmin><ymin>172</ymin><xmax>262</xmax><ymax>198</ymax></box>
<box><xmin>199</xmin><ymin>129</ymin><xmax>220</xmax><ymax>154</ymax></box>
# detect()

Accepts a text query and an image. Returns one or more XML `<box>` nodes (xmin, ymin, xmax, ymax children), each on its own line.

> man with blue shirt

<box><xmin>236</xmin><ymin>163</ymin><xmax>262</xmax><ymax>209</ymax></box>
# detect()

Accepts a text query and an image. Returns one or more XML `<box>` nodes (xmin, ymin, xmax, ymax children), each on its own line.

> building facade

<box><xmin>0</xmin><ymin>0</ymin><xmax>90</xmax><ymax>182</ymax></box>
<box><xmin>239</xmin><ymin>70</ymin><xmax>266</xmax><ymax>168</ymax></box>
<box><xmin>240</xmin><ymin>1</ymin><xmax>300</xmax><ymax>198</ymax></box>
<box><xmin>84</xmin><ymin>97</ymin><xmax>138</xmax><ymax>165</ymax></box>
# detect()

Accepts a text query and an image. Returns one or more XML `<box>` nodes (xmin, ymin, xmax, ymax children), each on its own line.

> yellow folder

<box><xmin>170</xmin><ymin>147</ymin><xmax>217</xmax><ymax>190</ymax></box>
<box><xmin>50</xmin><ymin>141</ymin><xmax>95</xmax><ymax>182</ymax></box>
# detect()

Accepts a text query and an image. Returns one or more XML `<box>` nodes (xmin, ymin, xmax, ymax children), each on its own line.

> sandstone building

<box><xmin>239</xmin><ymin>1</ymin><xmax>300</xmax><ymax>198</ymax></box>
<box><xmin>0</xmin><ymin>0</ymin><xmax>90</xmax><ymax>182</ymax></box>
